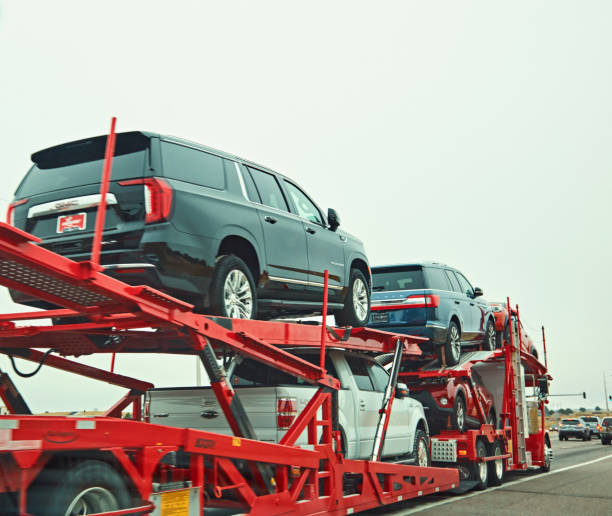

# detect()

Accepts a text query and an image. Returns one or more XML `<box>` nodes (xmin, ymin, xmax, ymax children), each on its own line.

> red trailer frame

<box><xmin>0</xmin><ymin>219</ymin><xmax>461</xmax><ymax>515</ymax></box>
<box><xmin>397</xmin><ymin>309</ymin><xmax>552</xmax><ymax>484</ymax></box>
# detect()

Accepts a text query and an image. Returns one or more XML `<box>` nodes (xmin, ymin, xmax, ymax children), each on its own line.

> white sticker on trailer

<box><xmin>0</xmin><ymin>420</ymin><xmax>18</xmax><ymax>429</ymax></box>
<box><xmin>75</xmin><ymin>420</ymin><xmax>96</xmax><ymax>430</ymax></box>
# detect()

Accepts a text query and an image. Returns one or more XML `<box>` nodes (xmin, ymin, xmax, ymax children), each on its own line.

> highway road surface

<box><xmin>371</xmin><ymin>436</ymin><xmax>612</xmax><ymax>515</ymax></box>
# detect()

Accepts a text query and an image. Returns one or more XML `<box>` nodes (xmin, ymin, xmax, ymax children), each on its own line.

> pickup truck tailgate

<box><xmin>147</xmin><ymin>386</ymin><xmax>280</xmax><ymax>443</ymax></box>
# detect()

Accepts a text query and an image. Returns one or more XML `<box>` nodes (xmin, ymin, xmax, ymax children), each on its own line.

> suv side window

<box><xmin>426</xmin><ymin>267</ymin><xmax>451</xmax><ymax>291</ymax></box>
<box><xmin>444</xmin><ymin>270</ymin><xmax>462</xmax><ymax>293</ymax></box>
<box><xmin>161</xmin><ymin>142</ymin><xmax>225</xmax><ymax>189</ymax></box>
<box><xmin>345</xmin><ymin>355</ymin><xmax>374</xmax><ymax>391</ymax></box>
<box><xmin>248</xmin><ymin>167</ymin><xmax>289</xmax><ymax>212</ymax></box>
<box><xmin>283</xmin><ymin>180</ymin><xmax>324</xmax><ymax>225</ymax></box>
<box><xmin>239</xmin><ymin>165</ymin><xmax>262</xmax><ymax>203</ymax></box>
<box><xmin>455</xmin><ymin>272</ymin><xmax>475</xmax><ymax>297</ymax></box>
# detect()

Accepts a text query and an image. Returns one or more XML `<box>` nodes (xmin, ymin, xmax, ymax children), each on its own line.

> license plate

<box><xmin>57</xmin><ymin>212</ymin><xmax>86</xmax><ymax>234</ymax></box>
<box><xmin>372</xmin><ymin>312</ymin><xmax>389</xmax><ymax>323</ymax></box>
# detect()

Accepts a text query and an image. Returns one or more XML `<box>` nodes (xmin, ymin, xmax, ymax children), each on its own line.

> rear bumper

<box><xmin>9</xmin><ymin>228</ymin><xmax>218</xmax><ymax>309</ymax></box>
<box><xmin>365</xmin><ymin>323</ymin><xmax>446</xmax><ymax>346</ymax></box>
<box><xmin>559</xmin><ymin>430</ymin><xmax>588</xmax><ymax>438</ymax></box>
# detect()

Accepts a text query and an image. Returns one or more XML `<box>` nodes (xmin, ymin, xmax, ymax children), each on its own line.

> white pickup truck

<box><xmin>146</xmin><ymin>348</ymin><xmax>430</xmax><ymax>465</ymax></box>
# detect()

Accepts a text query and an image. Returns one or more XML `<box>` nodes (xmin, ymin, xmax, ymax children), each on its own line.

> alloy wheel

<box><xmin>449</xmin><ymin>325</ymin><xmax>461</xmax><ymax>362</ymax></box>
<box><xmin>456</xmin><ymin>400</ymin><xmax>465</xmax><ymax>430</ymax></box>
<box><xmin>487</xmin><ymin>323</ymin><xmax>496</xmax><ymax>350</ymax></box>
<box><xmin>352</xmin><ymin>277</ymin><xmax>369</xmax><ymax>322</ymax></box>
<box><xmin>223</xmin><ymin>269</ymin><xmax>253</xmax><ymax>319</ymax></box>
<box><xmin>417</xmin><ymin>438</ymin><xmax>429</xmax><ymax>467</ymax></box>
<box><xmin>65</xmin><ymin>487</ymin><xmax>118</xmax><ymax>516</ymax></box>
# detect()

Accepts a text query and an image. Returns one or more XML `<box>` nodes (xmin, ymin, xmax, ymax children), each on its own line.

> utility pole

<box><xmin>604</xmin><ymin>371</ymin><xmax>610</xmax><ymax>413</ymax></box>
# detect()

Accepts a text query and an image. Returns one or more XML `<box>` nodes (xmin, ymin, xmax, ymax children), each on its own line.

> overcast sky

<box><xmin>0</xmin><ymin>1</ymin><xmax>611</xmax><ymax>413</ymax></box>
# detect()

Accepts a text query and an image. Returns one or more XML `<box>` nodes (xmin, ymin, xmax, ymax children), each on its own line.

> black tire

<box><xmin>497</xmin><ymin>323</ymin><xmax>510</xmax><ymax>348</ymax></box>
<box><xmin>483</xmin><ymin>319</ymin><xmax>495</xmax><ymax>351</ymax></box>
<box><xmin>442</xmin><ymin>320</ymin><xmax>461</xmax><ymax>366</ymax></box>
<box><xmin>541</xmin><ymin>439</ymin><xmax>552</xmax><ymax>472</ymax></box>
<box><xmin>334</xmin><ymin>268</ymin><xmax>370</xmax><ymax>327</ymax></box>
<box><xmin>412</xmin><ymin>428</ymin><xmax>430</xmax><ymax>467</ymax></box>
<box><xmin>488</xmin><ymin>440</ymin><xmax>505</xmax><ymax>486</ymax></box>
<box><xmin>602</xmin><ymin>438</ymin><xmax>610</xmax><ymax>445</ymax></box>
<box><xmin>471</xmin><ymin>439</ymin><xmax>489</xmax><ymax>490</ymax></box>
<box><xmin>28</xmin><ymin>460</ymin><xmax>131</xmax><ymax>516</ymax></box>
<box><xmin>559</xmin><ymin>434</ymin><xmax>563</xmax><ymax>441</ymax></box>
<box><xmin>452</xmin><ymin>394</ymin><xmax>467</xmax><ymax>433</ymax></box>
<box><xmin>487</xmin><ymin>408</ymin><xmax>498</xmax><ymax>429</ymax></box>
<box><xmin>210</xmin><ymin>255</ymin><xmax>257</xmax><ymax>319</ymax></box>
<box><xmin>495</xmin><ymin>330</ymin><xmax>504</xmax><ymax>349</ymax></box>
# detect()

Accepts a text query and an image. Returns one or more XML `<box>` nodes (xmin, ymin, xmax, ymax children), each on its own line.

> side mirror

<box><xmin>473</xmin><ymin>287</ymin><xmax>484</xmax><ymax>297</ymax></box>
<box><xmin>538</xmin><ymin>378</ymin><xmax>549</xmax><ymax>395</ymax></box>
<box><xmin>328</xmin><ymin>208</ymin><xmax>340</xmax><ymax>231</ymax></box>
<box><xmin>395</xmin><ymin>382</ymin><xmax>409</xmax><ymax>399</ymax></box>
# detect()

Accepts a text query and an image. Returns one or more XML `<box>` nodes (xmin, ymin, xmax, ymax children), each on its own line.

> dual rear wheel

<box><xmin>470</xmin><ymin>439</ymin><xmax>504</xmax><ymax>490</ymax></box>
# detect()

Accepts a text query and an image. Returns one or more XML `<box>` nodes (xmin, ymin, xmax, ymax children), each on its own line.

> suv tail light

<box><xmin>119</xmin><ymin>178</ymin><xmax>173</xmax><ymax>223</ymax></box>
<box><xmin>371</xmin><ymin>294</ymin><xmax>440</xmax><ymax>311</ymax></box>
<box><xmin>277</xmin><ymin>397</ymin><xmax>297</xmax><ymax>429</ymax></box>
<box><xmin>6</xmin><ymin>198</ymin><xmax>28</xmax><ymax>226</ymax></box>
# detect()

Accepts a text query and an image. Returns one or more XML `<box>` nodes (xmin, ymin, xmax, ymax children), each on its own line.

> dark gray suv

<box><xmin>8</xmin><ymin>131</ymin><xmax>370</xmax><ymax>325</ymax></box>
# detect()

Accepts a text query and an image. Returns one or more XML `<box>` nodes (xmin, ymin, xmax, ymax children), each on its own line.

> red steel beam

<box><xmin>1</xmin><ymin>348</ymin><xmax>153</xmax><ymax>392</ymax></box>
<box><xmin>91</xmin><ymin>117</ymin><xmax>117</xmax><ymax>266</ymax></box>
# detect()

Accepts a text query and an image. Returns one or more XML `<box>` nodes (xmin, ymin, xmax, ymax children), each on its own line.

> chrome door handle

<box><xmin>153</xmin><ymin>413</ymin><xmax>169</xmax><ymax>418</ymax></box>
<box><xmin>306</xmin><ymin>227</ymin><xmax>316</xmax><ymax>234</ymax></box>
<box><xmin>264</xmin><ymin>216</ymin><xmax>277</xmax><ymax>224</ymax></box>
<box><xmin>454</xmin><ymin>301</ymin><xmax>460</xmax><ymax>304</ymax></box>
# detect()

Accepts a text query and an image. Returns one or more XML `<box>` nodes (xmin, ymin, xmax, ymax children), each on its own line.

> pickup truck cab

<box><xmin>146</xmin><ymin>348</ymin><xmax>430</xmax><ymax>464</ymax></box>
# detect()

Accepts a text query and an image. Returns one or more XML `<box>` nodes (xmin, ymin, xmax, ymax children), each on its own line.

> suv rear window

<box><xmin>16</xmin><ymin>132</ymin><xmax>149</xmax><ymax>197</ymax></box>
<box><xmin>372</xmin><ymin>266</ymin><xmax>424</xmax><ymax>292</ymax></box>
<box><xmin>230</xmin><ymin>352</ymin><xmax>338</xmax><ymax>387</ymax></box>
<box><xmin>425</xmin><ymin>267</ymin><xmax>451</xmax><ymax>291</ymax></box>
<box><xmin>603</xmin><ymin>418</ymin><xmax>612</xmax><ymax>426</ymax></box>
<box><xmin>161</xmin><ymin>141</ymin><xmax>225</xmax><ymax>189</ymax></box>
<box><xmin>581</xmin><ymin>417</ymin><xmax>598</xmax><ymax>422</ymax></box>
<box><xmin>561</xmin><ymin>419</ymin><xmax>579</xmax><ymax>425</ymax></box>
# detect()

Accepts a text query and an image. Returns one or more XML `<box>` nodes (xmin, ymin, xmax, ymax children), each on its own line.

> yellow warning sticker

<box><xmin>160</xmin><ymin>489</ymin><xmax>190</xmax><ymax>516</ymax></box>
<box><xmin>232</xmin><ymin>437</ymin><xmax>242</xmax><ymax>447</ymax></box>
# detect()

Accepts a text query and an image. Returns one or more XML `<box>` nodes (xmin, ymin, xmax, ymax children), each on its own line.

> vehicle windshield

<box><xmin>372</xmin><ymin>266</ymin><xmax>424</xmax><ymax>292</ymax></box>
<box><xmin>561</xmin><ymin>419</ymin><xmax>579</xmax><ymax>425</ymax></box>
<box><xmin>15</xmin><ymin>132</ymin><xmax>150</xmax><ymax>197</ymax></box>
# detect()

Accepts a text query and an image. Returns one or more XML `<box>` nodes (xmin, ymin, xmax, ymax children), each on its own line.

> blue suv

<box><xmin>367</xmin><ymin>262</ymin><xmax>495</xmax><ymax>365</ymax></box>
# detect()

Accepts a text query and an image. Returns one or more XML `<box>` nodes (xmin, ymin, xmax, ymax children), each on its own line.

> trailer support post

<box><xmin>370</xmin><ymin>338</ymin><xmax>403</xmax><ymax>462</ymax></box>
